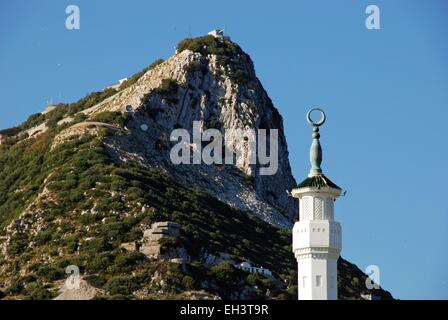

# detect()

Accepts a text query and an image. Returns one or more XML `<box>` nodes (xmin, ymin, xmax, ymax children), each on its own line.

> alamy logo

<box><xmin>170</xmin><ymin>121</ymin><xmax>279</xmax><ymax>176</ymax></box>
<box><xmin>365</xmin><ymin>5</ymin><xmax>381</xmax><ymax>30</ymax></box>
<box><xmin>365</xmin><ymin>265</ymin><xmax>381</xmax><ymax>289</ymax></box>
<box><xmin>65</xmin><ymin>265</ymin><xmax>80</xmax><ymax>290</ymax></box>
<box><xmin>65</xmin><ymin>5</ymin><xmax>80</xmax><ymax>30</ymax></box>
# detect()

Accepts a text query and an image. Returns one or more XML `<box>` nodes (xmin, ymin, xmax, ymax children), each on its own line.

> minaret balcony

<box><xmin>292</xmin><ymin>220</ymin><xmax>342</xmax><ymax>255</ymax></box>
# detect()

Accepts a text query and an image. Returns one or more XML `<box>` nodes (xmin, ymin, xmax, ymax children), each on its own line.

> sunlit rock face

<box><xmin>82</xmin><ymin>38</ymin><xmax>297</xmax><ymax>227</ymax></box>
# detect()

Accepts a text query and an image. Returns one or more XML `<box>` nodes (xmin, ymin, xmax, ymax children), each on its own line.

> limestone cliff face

<box><xmin>80</xmin><ymin>38</ymin><xmax>297</xmax><ymax>227</ymax></box>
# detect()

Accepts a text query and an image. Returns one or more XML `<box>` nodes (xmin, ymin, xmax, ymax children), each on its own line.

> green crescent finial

<box><xmin>306</xmin><ymin>108</ymin><xmax>326</xmax><ymax>177</ymax></box>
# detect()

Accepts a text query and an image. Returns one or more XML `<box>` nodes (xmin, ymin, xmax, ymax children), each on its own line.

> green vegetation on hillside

<box><xmin>177</xmin><ymin>36</ymin><xmax>241</xmax><ymax>58</ymax></box>
<box><xmin>0</xmin><ymin>121</ymin><xmax>393</xmax><ymax>300</ymax></box>
<box><xmin>141</xmin><ymin>78</ymin><xmax>180</xmax><ymax>106</ymax></box>
<box><xmin>89</xmin><ymin>111</ymin><xmax>129</xmax><ymax>128</ymax></box>
<box><xmin>0</xmin><ymin>131</ymin><xmax>297</xmax><ymax>299</ymax></box>
<box><xmin>154</xmin><ymin>79</ymin><xmax>179</xmax><ymax>97</ymax></box>
<box><xmin>64</xmin><ymin>88</ymin><xmax>118</xmax><ymax>117</ymax></box>
<box><xmin>0</xmin><ymin>131</ymin><xmax>54</xmax><ymax>228</ymax></box>
<box><xmin>183</xmin><ymin>61</ymin><xmax>207</xmax><ymax>74</ymax></box>
<box><xmin>0</xmin><ymin>88</ymin><xmax>117</xmax><ymax>145</ymax></box>
<box><xmin>177</xmin><ymin>36</ymin><xmax>251</xmax><ymax>84</ymax></box>
<box><xmin>0</xmin><ymin>58</ymin><xmax>165</xmax><ymax>143</ymax></box>
<box><xmin>119</xmin><ymin>59</ymin><xmax>164</xmax><ymax>91</ymax></box>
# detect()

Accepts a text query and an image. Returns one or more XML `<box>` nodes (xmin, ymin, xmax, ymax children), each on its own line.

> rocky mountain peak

<box><xmin>76</xmin><ymin>35</ymin><xmax>298</xmax><ymax>227</ymax></box>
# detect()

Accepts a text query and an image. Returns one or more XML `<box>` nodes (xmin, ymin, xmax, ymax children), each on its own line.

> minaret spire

<box><xmin>291</xmin><ymin>108</ymin><xmax>343</xmax><ymax>300</ymax></box>
<box><xmin>306</xmin><ymin>108</ymin><xmax>326</xmax><ymax>177</ymax></box>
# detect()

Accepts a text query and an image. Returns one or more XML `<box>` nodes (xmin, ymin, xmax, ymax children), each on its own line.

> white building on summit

<box><xmin>208</xmin><ymin>29</ymin><xmax>231</xmax><ymax>41</ymax></box>
<box><xmin>291</xmin><ymin>108</ymin><xmax>344</xmax><ymax>300</ymax></box>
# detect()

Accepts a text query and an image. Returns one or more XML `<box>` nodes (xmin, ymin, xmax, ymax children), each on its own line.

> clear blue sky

<box><xmin>1</xmin><ymin>0</ymin><xmax>447</xmax><ymax>299</ymax></box>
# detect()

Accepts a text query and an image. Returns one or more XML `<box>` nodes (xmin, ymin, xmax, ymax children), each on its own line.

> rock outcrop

<box><xmin>76</xmin><ymin>37</ymin><xmax>297</xmax><ymax>227</ymax></box>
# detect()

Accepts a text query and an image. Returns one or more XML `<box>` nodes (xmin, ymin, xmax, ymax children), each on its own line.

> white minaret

<box><xmin>291</xmin><ymin>108</ymin><xmax>343</xmax><ymax>300</ymax></box>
